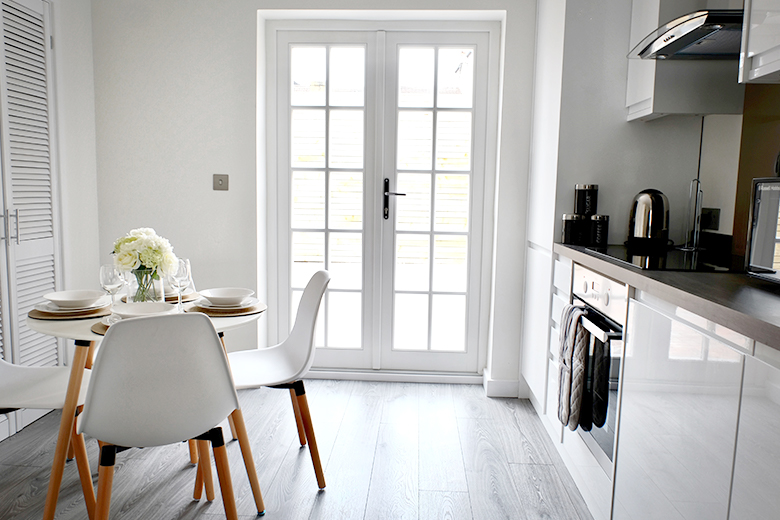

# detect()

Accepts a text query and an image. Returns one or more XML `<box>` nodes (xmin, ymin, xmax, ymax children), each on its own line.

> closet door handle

<box><xmin>383</xmin><ymin>178</ymin><xmax>406</xmax><ymax>220</ymax></box>
<box><xmin>9</xmin><ymin>209</ymin><xmax>19</xmax><ymax>244</ymax></box>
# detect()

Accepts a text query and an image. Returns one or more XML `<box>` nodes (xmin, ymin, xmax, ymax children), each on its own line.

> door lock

<box><xmin>383</xmin><ymin>178</ymin><xmax>406</xmax><ymax>220</ymax></box>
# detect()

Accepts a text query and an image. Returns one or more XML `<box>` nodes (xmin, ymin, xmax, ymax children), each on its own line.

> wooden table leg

<box><xmin>71</xmin><ymin>418</ymin><xmax>96</xmax><ymax>520</ymax></box>
<box><xmin>218</xmin><ymin>332</ymin><xmax>265</xmax><ymax>515</ymax></box>
<box><xmin>43</xmin><ymin>340</ymin><xmax>92</xmax><ymax>520</ymax></box>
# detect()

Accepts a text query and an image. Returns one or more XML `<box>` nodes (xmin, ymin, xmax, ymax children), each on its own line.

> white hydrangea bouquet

<box><xmin>112</xmin><ymin>227</ymin><xmax>178</xmax><ymax>302</ymax></box>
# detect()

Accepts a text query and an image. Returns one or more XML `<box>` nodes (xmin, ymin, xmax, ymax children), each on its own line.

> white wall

<box><xmin>52</xmin><ymin>0</ymin><xmax>100</xmax><ymax>291</ymax></box>
<box><xmin>90</xmin><ymin>0</ymin><xmax>537</xmax><ymax>374</ymax></box>
<box><xmin>554</xmin><ymin>0</ymin><xmax>706</xmax><ymax>247</ymax></box>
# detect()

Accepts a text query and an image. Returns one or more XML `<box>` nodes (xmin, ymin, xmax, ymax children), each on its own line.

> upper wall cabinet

<box><xmin>626</xmin><ymin>0</ymin><xmax>746</xmax><ymax>120</ymax></box>
<box><xmin>739</xmin><ymin>0</ymin><xmax>780</xmax><ymax>82</ymax></box>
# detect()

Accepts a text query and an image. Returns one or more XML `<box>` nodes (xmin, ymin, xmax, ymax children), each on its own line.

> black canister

<box><xmin>562</xmin><ymin>214</ymin><xmax>587</xmax><ymax>245</ymax></box>
<box><xmin>574</xmin><ymin>184</ymin><xmax>598</xmax><ymax>216</ymax></box>
<box><xmin>590</xmin><ymin>215</ymin><xmax>609</xmax><ymax>248</ymax></box>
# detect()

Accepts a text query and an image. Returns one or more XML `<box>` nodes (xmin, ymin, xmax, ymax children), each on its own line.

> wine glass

<box><xmin>100</xmin><ymin>264</ymin><xmax>123</xmax><ymax>324</ymax></box>
<box><xmin>168</xmin><ymin>258</ymin><xmax>190</xmax><ymax>313</ymax></box>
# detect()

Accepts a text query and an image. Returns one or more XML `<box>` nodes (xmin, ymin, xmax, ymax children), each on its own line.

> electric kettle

<box><xmin>626</xmin><ymin>189</ymin><xmax>670</xmax><ymax>252</ymax></box>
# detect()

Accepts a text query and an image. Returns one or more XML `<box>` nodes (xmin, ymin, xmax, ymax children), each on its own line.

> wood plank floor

<box><xmin>0</xmin><ymin>380</ymin><xmax>593</xmax><ymax>520</ymax></box>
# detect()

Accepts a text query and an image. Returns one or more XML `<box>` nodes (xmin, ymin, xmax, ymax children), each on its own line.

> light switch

<box><xmin>213</xmin><ymin>174</ymin><xmax>229</xmax><ymax>191</ymax></box>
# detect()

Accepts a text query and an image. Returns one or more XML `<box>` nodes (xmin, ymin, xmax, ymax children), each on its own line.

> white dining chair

<box><xmin>228</xmin><ymin>270</ymin><xmax>330</xmax><ymax>489</ymax></box>
<box><xmin>77</xmin><ymin>313</ymin><xmax>243</xmax><ymax>520</ymax></box>
<box><xmin>0</xmin><ymin>358</ymin><xmax>96</xmax><ymax>518</ymax></box>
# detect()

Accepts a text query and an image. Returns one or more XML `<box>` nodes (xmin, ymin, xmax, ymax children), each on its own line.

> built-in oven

<box><xmin>571</xmin><ymin>264</ymin><xmax>628</xmax><ymax>475</ymax></box>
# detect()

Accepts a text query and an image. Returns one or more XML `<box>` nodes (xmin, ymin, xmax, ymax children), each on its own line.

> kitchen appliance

<box><xmin>627</xmin><ymin>189</ymin><xmax>670</xmax><ymax>253</ymax></box>
<box><xmin>588</xmin><ymin>244</ymin><xmax>729</xmax><ymax>271</ymax></box>
<box><xmin>628</xmin><ymin>10</ymin><xmax>743</xmax><ymax>60</ymax></box>
<box><xmin>746</xmin><ymin>177</ymin><xmax>780</xmax><ymax>284</ymax></box>
<box><xmin>571</xmin><ymin>264</ymin><xmax>626</xmax><ymax>473</ymax></box>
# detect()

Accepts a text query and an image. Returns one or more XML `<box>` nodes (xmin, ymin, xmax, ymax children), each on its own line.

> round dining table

<box><xmin>26</xmin><ymin>303</ymin><xmax>268</xmax><ymax>520</ymax></box>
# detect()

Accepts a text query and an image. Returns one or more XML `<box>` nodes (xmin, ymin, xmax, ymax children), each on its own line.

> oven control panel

<box><xmin>572</xmin><ymin>264</ymin><xmax>627</xmax><ymax>324</ymax></box>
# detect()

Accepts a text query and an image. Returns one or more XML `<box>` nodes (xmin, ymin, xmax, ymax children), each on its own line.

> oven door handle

<box><xmin>581</xmin><ymin>315</ymin><xmax>622</xmax><ymax>343</ymax></box>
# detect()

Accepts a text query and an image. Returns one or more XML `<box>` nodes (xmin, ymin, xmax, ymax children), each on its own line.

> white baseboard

<box><xmin>305</xmin><ymin>368</ymin><xmax>483</xmax><ymax>385</ymax></box>
<box><xmin>482</xmin><ymin>367</ymin><xmax>524</xmax><ymax>398</ymax></box>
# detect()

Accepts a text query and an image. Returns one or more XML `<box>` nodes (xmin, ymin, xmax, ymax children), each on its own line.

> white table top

<box><xmin>27</xmin><ymin>302</ymin><xmax>266</xmax><ymax>342</ymax></box>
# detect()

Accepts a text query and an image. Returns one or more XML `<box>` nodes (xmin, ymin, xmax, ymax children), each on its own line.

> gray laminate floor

<box><xmin>0</xmin><ymin>380</ymin><xmax>593</xmax><ymax>519</ymax></box>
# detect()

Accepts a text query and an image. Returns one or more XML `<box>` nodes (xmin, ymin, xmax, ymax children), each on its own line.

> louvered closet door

<box><xmin>0</xmin><ymin>0</ymin><xmax>59</xmax><ymax>377</ymax></box>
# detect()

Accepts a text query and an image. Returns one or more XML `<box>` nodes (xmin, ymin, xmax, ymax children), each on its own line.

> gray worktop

<box><xmin>554</xmin><ymin>243</ymin><xmax>780</xmax><ymax>352</ymax></box>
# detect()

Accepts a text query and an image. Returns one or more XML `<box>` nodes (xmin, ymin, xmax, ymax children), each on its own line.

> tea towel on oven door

<box><xmin>558</xmin><ymin>304</ymin><xmax>588</xmax><ymax>427</ymax></box>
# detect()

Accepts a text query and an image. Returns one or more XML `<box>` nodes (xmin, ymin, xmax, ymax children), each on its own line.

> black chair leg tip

<box><xmin>66</xmin><ymin>458</ymin><xmax>73</xmax><ymax>463</ymax></box>
<box><xmin>257</xmin><ymin>510</ymin><xmax>266</xmax><ymax>516</ymax></box>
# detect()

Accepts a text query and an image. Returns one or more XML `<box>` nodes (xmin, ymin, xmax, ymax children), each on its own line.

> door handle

<box><xmin>9</xmin><ymin>209</ymin><xmax>18</xmax><ymax>244</ymax></box>
<box><xmin>383</xmin><ymin>178</ymin><xmax>406</xmax><ymax>220</ymax></box>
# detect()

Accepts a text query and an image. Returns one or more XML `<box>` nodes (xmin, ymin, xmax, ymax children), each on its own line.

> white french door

<box><xmin>272</xmin><ymin>22</ymin><xmax>496</xmax><ymax>374</ymax></box>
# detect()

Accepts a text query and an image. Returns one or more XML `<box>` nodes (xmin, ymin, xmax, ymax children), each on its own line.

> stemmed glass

<box><xmin>99</xmin><ymin>264</ymin><xmax>123</xmax><ymax>324</ymax></box>
<box><xmin>168</xmin><ymin>258</ymin><xmax>191</xmax><ymax>313</ymax></box>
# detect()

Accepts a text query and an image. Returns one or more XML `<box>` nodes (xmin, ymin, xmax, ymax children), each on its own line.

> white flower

<box><xmin>115</xmin><ymin>249</ymin><xmax>141</xmax><ymax>270</ymax></box>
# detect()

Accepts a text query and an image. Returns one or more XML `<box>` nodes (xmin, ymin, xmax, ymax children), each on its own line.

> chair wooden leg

<box><xmin>193</xmin><ymin>451</ymin><xmax>204</xmax><ymax>500</ymax></box>
<box><xmin>197</xmin><ymin>439</ymin><xmax>215</xmax><ymax>501</ymax></box>
<box><xmin>43</xmin><ymin>341</ymin><xmax>91</xmax><ymax>520</ymax></box>
<box><xmin>188</xmin><ymin>439</ymin><xmax>199</xmax><ymax>464</ymax></box>
<box><xmin>230</xmin><ymin>408</ymin><xmax>266</xmax><ymax>515</ymax></box>
<box><xmin>95</xmin><ymin>445</ymin><xmax>117</xmax><ymax>520</ymax></box>
<box><xmin>289</xmin><ymin>388</ymin><xmax>306</xmax><ymax>446</ymax></box>
<box><xmin>295</xmin><ymin>384</ymin><xmax>326</xmax><ymax>489</ymax></box>
<box><xmin>227</xmin><ymin>414</ymin><xmax>238</xmax><ymax>441</ymax></box>
<box><xmin>71</xmin><ymin>420</ymin><xmax>96</xmax><ymax>520</ymax></box>
<box><xmin>211</xmin><ymin>429</ymin><xmax>238</xmax><ymax>520</ymax></box>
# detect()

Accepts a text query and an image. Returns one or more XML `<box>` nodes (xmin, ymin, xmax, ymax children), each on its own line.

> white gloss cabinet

<box><xmin>612</xmin><ymin>299</ymin><xmax>744</xmax><ymax>520</ymax></box>
<box><xmin>739</xmin><ymin>0</ymin><xmax>780</xmax><ymax>83</ymax></box>
<box><xmin>728</xmin><ymin>354</ymin><xmax>780</xmax><ymax>519</ymax></box>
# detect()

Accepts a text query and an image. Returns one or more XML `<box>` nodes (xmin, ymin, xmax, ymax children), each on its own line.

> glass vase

<box><xmin>127</xmin><ymin>267</ymin><xmax>165</xmax><ymax>302</ymax></box>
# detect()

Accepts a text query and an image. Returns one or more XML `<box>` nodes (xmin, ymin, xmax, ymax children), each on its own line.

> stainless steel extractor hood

<box><xmin>629</xmin><ymin>10</ymin><xmax>743</xmax><ymax>60</ymax></box>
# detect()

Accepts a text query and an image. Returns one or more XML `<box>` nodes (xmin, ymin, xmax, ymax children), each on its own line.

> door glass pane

<box><xmin>435</xmin><ymin>174</ymin><xmax>469</xmax><ymax>232</ymax></box>
<box><xmin>394</xmin><ymin>293</ymin><xmax>429</xmax><ymax>350</ymax></box>
<box><xmin>435</xmin><ymin>111</ymin><xmax>471</xmax><ymax>171</ymax></box>
<box><xmin>397</xmin><ymin>111</ymin><xmax>433</xmax><ymax>170</ymax></box>
<box><xmin>291</xmin><ymin>232</ymin><xmax>324</xmax><ymax>288</ymax></box>
<box><xmin>291</xmin><ymin>46</ymin><xmax>325</xmax><ymax>106</ymax></box>
<box><xmin>396</xmin><ymin>173</ymin><xmax>431</xmax><ymax>232</ymax></box>
<box><xmin>330</xmin><ymin>47</ymin><xmax>365</xmax><ymax>107</ymax></box>
<box><xmin>291</xmin><ymin>109</ymin><xmax>325</xmax><ymax>168</ymax></box>
<box><xmin>329</xmin><ymin>233</ymin><xmax>362</xmax><ymax>290</ymax></box>
<box><xmin>395</xmin><ymin>234</ymin><xmax>430</xmax><ymax>291</ymax></box>
<box><xmin>431</xmin><ymin>295</ymin><xmax>465</xmax><ymax>351</ymax></box>
<box><xmin>329</xmin><ymin>172</ymin><xmax>362</xmax><ymax>230</ymax></box>
<box><xmin>328</xmin><ymin>291</ymin><xmax>362</xmax><ymax>349</ymax></box>
<box><xmin>433</xmin><ymin>235</ymin><xmax>467</xmax><ymax>292</ymax></box>
<box><xmin>437</xmin><ymin>48</ymin><xmax>474</xmax><ymax>109</ymax></box>
<box><xmin>291</xmin><ymin>171</ymin><xmax>325</xmax><ymax>229</ymax></box>
<box><xmin>329</xmin><ymin>110</ymin><xmax>364</xmax><ymax>169</ymax></box>
<box><xmin>398</xmin><ymin>47</ymin><xmax>434</xmax><ymax>108</ymax></box>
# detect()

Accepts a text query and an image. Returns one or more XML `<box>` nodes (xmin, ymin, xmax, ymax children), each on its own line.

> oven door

<box><xmin>578</xmin><ymin>305</ymin><xmax>623</xmax><ymax>475</ymax></box>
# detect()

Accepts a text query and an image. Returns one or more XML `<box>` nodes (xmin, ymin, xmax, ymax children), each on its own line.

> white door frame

<box><xmin>264</xmin><ymin>17</ymin><xmax>501</xmax><ymax>379</ymax></box>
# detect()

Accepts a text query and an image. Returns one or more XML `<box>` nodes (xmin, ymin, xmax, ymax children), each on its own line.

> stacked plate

<box><xmin>31</xmin><ymin>290</ymin><xmax>111</xmax><ymax>319</ymax></box>
<box><xmin>192</xmin><ymin>288</ymin><xmax>263</xmax><ymax>316</ymax></box>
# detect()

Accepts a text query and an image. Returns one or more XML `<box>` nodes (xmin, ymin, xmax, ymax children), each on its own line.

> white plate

<box><xmin>35</xmin><ymin>295</ymin><xmax>111</xmax><ymax>314</ymax></box>
<box><xmin>199</xmin><ymin>288</ymin><xmax>255</xmax><ymax>307</ymax></box>
<box><xmin>195</xmin><ymin>296</ymin><xmax>259</xmax><ymax>310</ymax></box>
<box><xmin>44</xmin><ymin>290</ymin><xmax>106</xmax><ymax>309</ymax></box>
<box><xmin>112</xmin><ymin>302</ymin><xmax>177</xmax><ymax>319</ymax></box>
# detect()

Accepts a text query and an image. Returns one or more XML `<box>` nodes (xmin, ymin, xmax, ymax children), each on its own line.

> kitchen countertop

<box><xmin>554</xmin><ymin>243</ymin><xmax>780</xmax><ymax>352</ymax></box>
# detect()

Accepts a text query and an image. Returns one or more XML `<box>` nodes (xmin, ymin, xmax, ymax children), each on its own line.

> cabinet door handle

<box><xmin>10</xmin><ymin>209</ymin><xmax>19</xmax><ymax>244</ymax></box>
<box><xmin>383</xmin><ymin>178</ymin><xmax>406</xmax><ymax>220</ymax></box>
